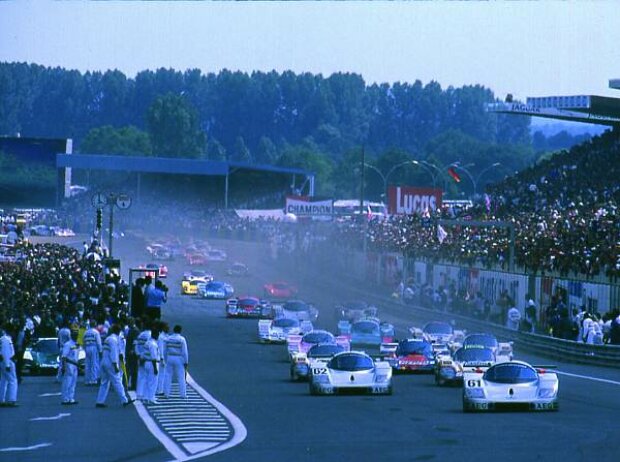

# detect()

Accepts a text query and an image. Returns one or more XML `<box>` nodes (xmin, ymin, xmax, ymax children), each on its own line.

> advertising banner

<box><xmin>387</xmin><ymin>186</ymin><xmax>442</xmax><ymax>215</ymax></box>
<box><xmin>285</xmin><ymin>196</ymin><xmax>333</xmax><ymax>216</ymax></box>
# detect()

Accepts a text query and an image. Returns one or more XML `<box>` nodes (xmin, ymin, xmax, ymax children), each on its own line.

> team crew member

<box><xmin>0</xmin><ymin>323</ymin><xmax>18</xmax><ymax>406</ymax></box>
<box><xmin>142</xmin><ymin>326</ymin><xmax>160</xmax><ymax>405</ymax></box>
<box><xmin>96</xmin><ymin>324</ymin><xmax>131</xmax><ymax>408</ymax></box>
<box><xmin>156</xmin><ymin>322</ymin><xmax>168</xmax><ymax>396</ymax></box>
<box><xmin>56</xmin><ymin>321</ymin><xmax>72</xmax><ymax>382</ymax></box>
<box><xmin>134</xmin><ymin>324</ymin><xmax>152</xmax><ymax>401</ymax></box>
<box><xmin>60</xmin><ymin>330</ymin><xmax>80</xmax><ymax>405</ymax></box>
<box><xmin>164</xmin><ymin>325</ymin><xmax>189</xmax><ymax>399</ymax></box>
<box><xmin>83</xmin><ymin>322</ymin><xmax>103</xmax><ymax>385</ymax></box>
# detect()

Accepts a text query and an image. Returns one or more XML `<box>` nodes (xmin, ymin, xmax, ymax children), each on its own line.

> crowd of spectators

<box><xmin>0</xmin><ymin>239</ymin><xmax>130</xmax><ymax>380</ymax></box>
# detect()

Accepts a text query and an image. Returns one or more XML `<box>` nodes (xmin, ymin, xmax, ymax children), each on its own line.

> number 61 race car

<box><xmin>462</xmin><ymin>361</ymin><xmax>559</xmax><ymax>412</ymax></box>
<box><xmin>309</xmin><ymin>351</ymin><xmax>393</xmax><ymax>396</ymax></box>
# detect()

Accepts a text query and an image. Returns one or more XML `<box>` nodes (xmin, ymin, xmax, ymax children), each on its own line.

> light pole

<box><xmin>364</xmin><ymin>160</ymin><xmax>437</xmax><ymax>200</ymax></box>
<box><xmin>475</xmin><ymin>162</ymin><xmax>501</xmax><ymax>196</ymax></box>
<box><xmin>420</xmin><ymin>160</ymin><xmax>448</xmax><ymax>191</ymax></box>
<box><xmin>411</xmin><ymin>160</ymin><xmax>437</xmax><ymax>188</ymax></box>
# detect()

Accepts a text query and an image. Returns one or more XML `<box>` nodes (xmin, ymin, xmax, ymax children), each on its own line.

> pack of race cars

<box><xmin>250</xmin><ymin>301</ymin><xmax>559</xmax><ymax>411</ymax></box>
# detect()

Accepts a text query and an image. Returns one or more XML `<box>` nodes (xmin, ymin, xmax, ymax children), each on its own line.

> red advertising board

<box><xmin>387</xmin><ymin>186</ymin><xmax>442</xmax><ymax>215</ymax></box>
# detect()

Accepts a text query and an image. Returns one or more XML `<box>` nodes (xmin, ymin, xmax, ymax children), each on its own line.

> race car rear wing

<box><xmin>408</xmin><ymin>327</ymin><xmax>423</xmax><ymax>339</ymax></box>
<box><xmin>379</xmin><ymin>342</ymin><xmax>398</xmax><ymax>356</ymax></box>
<box><xmin>287</xmin><ymin>334</ymin><xmax>303</xmax><ymax>355</ymax></box>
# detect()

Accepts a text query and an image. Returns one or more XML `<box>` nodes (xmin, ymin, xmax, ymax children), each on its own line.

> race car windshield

<box><xmin>273</xmin><ymin>283</ymin><xmax>289</xmax><ymax>290</ymax></box>
<box><xmin>191</xmin><ymin>270</ymin><xmax>206</xmax><ymax>278</ymax></box>
<box><xmin>273</xmin><ymin>318</ymin><xmax>299</xmax><ymax>328</ymax></box>
<box><xmin>464</xmin><ymin>334</ymin><xmax>498</xmax><ymax>349</ymax></box>
<box><xmin>454</xmin><ymin>348</ymin><xmax>495</xmax><ymax>363</ymax></box>
<box><xmin>352</xmin><ymin>321</ymin><xmax>379</xmax><ymax>335</ymax></box>
<box><xmin>329</xmin><ymin>354</ymin><xmax>374</xmax><ymax>371</ymax></box>
<box><xmin>206</xmin><ymin>282</ymin><xmax>224</xmax><ymax>290</ymax></box>
<box><xmin>308</xmin><ymin>345</ymin><xmax>345</xmax><ymax>358</ymax></box>
<box><xmin>423</xmin><ymin>322</ymin><xmax>453</xmax><ymax>335</ymax></box>
<box><xmin>484</xmin><ymin>364</ymin><xmax>538</xmax><ymax>384</ymax></box>
<box><xmin>397</xmin><ymin>341</ymin><xmax>433</xmax><ymax>356</ymax></box>
<box><xmin>33</xmin><ymin>340</ymin><xmax>59</xmax><ymax>354</ymax></box>
<box><xmin>239</xmin><ymin>298</ymin><xmax>258</xmax><ymax>306</ymax></box>
<box><xmin>284</xmin><ymin>301</ymin><xmax>308</xmax><ymax>312</ymax></box>
<box><xmin>303</xmin><ymin>332</ymin><xmax>335</xmax><ymax>344</ymax></box>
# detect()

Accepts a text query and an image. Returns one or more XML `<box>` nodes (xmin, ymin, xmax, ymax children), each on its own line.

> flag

<box><xmin>447</xmin><ymin>167</ymin><xmax>461</xmax><ymax>183</ymax></box>
<box><xmin>484</xmin><ymin>194</ymin><xmax>491</xmax><ymax>212</ymax></box>
<box><xmin>437</xmin><ymin>224</ymin><xmax>448</xmax><ymax>243</ymax></box>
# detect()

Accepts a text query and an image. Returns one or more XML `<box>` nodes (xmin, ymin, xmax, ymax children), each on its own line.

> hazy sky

<box><xmin>1</xmin><ymin>1</ymin><xmax>619</xmax><ymax>102</ymax></box>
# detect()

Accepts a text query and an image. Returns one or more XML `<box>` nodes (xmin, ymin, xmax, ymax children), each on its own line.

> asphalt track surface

<box><xmin>2</xmin><ymin>234</ymin><xmax>619</xmax><ymax>462</ymax></box>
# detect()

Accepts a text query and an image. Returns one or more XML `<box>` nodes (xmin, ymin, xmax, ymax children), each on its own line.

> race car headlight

<box><xmin>465</xmin><ymin>388</ymin><xmax>485</xmax><ymax>399</ymax></box>
<box><xmin>376</xmin><ymin>374</ymin><xmax>390</xmax><ymax>383</ymax></box>
<box><xmin>537</xmin><ymin>388</ymin><xmax>557</xmax><ymax>398</ymax></box>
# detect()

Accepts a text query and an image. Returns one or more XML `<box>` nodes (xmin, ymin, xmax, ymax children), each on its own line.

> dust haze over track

<box><xmin>114</xmin><ymin>232</ymin><xmax>618</xmax><ymax>462</ymax></box>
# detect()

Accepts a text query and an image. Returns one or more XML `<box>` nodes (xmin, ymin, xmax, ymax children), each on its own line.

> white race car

<box><xmin>258</xmin><ymin>318</ymin><xmax>313</xmax><ymax>344</ymax></box>
<box><xmin>291</xmin><ymin>343</ymin><xmax>348</xmax><ymax>382</ymax></box>
<box><xmin>409</xmin><ymin>321</ymin><xmax>466</xmax><ymax>351</ymax></box>
<box><xmin>309</xmin><ymin>351</ymin><xmax>393</xmax><ymax>396</ymax></box>
<box><xmin>462</xmin><ymin>361</ymin><xmax>559</xmax><ymax>412</ymax></box>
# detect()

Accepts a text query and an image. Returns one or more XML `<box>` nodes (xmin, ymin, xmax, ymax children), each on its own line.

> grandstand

<box><xmin>489</xmin><ymin>78</ymin><xmax>620</xmax><ymax>126</ymax></box>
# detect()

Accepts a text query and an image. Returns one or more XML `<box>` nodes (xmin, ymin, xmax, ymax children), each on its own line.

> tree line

<box><xmin>0</xmin><ymin>62</ymin><xmax>584</xmax><ymax>200</ymax></box>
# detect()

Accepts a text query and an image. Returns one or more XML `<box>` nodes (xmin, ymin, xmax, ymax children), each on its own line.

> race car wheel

<box><xmin>462</xmin><ymin>399</ymin><xmax>473</xmax><ymax>413</ymax></box>
<box><xmin>290</xmin><ymin>368</ymin><xmax>299</xmax><ymax>382</ymax></box>
<box><xmin>435</xmin><ymin>374</ymin><xmax>446</xmax><ymax>387</ymax></box>
<box><xmin>309</xmin><ymin>383</ymin><xmax>319</xmax><ymax>396</ymax></box>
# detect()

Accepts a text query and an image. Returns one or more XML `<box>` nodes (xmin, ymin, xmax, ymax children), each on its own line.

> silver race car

<box><xmin>462</xmin><ymin>361</ymin><xmax>559</xmax><ymax>412</ymax></box>
<box><xmin>291</xmin><ymin>343</ymin><xmax>347</xmax><ymax>382</ymax></box>
<box><xmin>258</xmin><ymin>318</ymin><xmax>313</xmax><ymax>344</ymax></box>
<box><xmin>309</xmin><ymin>351</ymin><xmax>393</xmax><ymax>396</ymax></box>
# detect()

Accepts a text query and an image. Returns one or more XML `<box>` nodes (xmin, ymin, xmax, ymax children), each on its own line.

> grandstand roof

<box><xmin>56</xmin><ymin>153</ymin><xmax>312</xmax><ymax>177</ymax></box>
<box><xmin>488</xmin><ymin>79</ymin><xmax>620</xmax><ymax>126</ymax></box>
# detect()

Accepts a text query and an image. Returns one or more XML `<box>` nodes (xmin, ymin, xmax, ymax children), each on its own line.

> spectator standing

<box><xmin>525</xmin><ymin>297</ymin><xmax>537</xmax><ymax>333</ymax></box>
<box><xmin>130</xmin><ymin>278</ymin><xmax>146</xmax><ymax>319</ymax></box>
<box><xmin>145</xmin><ymin>280</ymin><xmax>167</xmax><ymax>322</ymax></box>
<box><xmin>0</xmin><ymin>323</ymin><xmax>18</xmax><ymax>406</ymax></box>
<box><xmin>125</xmin><ymin>318</ymin><xmax>140</xmax><ymax>391</ymax></box>
<box><xmin>507</xmin><ymin>305</ymin><xmax>521</xmax><ymax>330</ymax></box>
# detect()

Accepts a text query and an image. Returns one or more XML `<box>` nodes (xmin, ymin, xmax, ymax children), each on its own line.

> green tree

<box><xmin>80</xmin><ymin>125</ymin><xmax>152</xmax><ymax>155</ymax></box>
<box><xmin>278</xmin><ymin>141</ymin><xmax>335</xmax><ymax>196</ymax></box>
<box><xmin>231</xmin><ymin>136</ymin><xmax>252</xmax><ymax>163</ymax></box>
<box><xmin>255</xmin><ymin>136</ymin><xmax>277</xmax><ymax>164</ymax></box>
<box><xmin>146</xmin><ymin>93</ymin><xmax>205</xmax><ymax>158</ymax></box>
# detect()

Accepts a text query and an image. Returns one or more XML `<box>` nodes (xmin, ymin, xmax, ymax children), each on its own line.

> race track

<box><xmin>3</xmin><ymin>234</ymin><xmax>619</xmax><ymax>462</ymax></box>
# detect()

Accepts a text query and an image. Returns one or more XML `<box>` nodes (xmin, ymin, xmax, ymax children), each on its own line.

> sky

<box><xmin>1</xmin><ymin>1</ymin><xmax>619</xmax><ymax>105</ymax></box>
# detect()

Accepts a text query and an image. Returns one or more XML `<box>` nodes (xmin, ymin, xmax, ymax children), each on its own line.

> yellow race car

<box><xmin>181</xmin><ymin>270</ymin><xmax>213</xmax><ymax>295</ymax></box>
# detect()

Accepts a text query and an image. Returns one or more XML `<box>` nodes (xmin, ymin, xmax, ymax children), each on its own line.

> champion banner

<box><xmin>285</xmin><ymin>196</ymin><xmax>333</xmax><ymax>216</ymax></box>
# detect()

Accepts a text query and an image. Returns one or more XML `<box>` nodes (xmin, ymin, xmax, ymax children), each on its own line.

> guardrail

<box><xmin>354</xmin><ymin>284</ymin><xmax>620</xmax><ymax>369</ymax></box>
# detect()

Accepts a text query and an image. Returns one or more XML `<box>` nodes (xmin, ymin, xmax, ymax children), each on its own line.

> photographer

<box><xmin>144</xmin><ymin>279</ymin><xmax>167</xmax><ymax>322</ymax></box>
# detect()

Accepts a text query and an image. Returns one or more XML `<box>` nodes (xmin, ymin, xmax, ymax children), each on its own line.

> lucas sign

<box><xmin>387</xmin><ymin>186</ymin><xmax>442</xmax><ymax>215</ymax></box>
<box><xmin>286</xmin><ymin>196</ymin><xmax>333</xmax><ymax>216</ymax></box>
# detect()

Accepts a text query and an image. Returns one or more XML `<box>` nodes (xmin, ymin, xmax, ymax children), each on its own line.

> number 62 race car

<box><xmin>309</xmin><ymin>351</ymin><xmax>393</xmax><ymax>396</ymax></box>
<box><xmin>462</xmin><ymin>361</ymin><xmax>559</xmax><ymax>412</ymax></box>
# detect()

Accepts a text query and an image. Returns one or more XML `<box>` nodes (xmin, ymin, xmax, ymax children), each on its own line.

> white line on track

<box><xmin>0</xmin><ymin>443</ymin><xmax>53</xmax><ymax>452</ymax></box>
<box><xmin>37</xmin><ymin>392</ymin><xmax>61</xmax><ymax>397</ymax></box>
<box><xmin>132</xmin><ymin>373</ymin><xmax>247</xmax><ymax>461</ymax></box>
<box><xmin>556</xmin><ymin>370</ymin><xmax>620</xmax><ymax>386</ymax></box>
<box><xmin>30</xmin><ymin>413</ymin><xmax>71</xmax><ymax>421</ymax></box>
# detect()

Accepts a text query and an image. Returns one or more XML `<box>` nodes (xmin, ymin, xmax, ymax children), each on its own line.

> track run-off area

<box><xmin>2</xmin><ymin>234</ymin><xmax>619</xmax><ymax>462</ymax></box>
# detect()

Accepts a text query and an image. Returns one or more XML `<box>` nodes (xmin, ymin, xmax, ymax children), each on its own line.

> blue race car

<box><xmin>197</xmin><ymin>280</ymin><xmax>234</xmax><ymax>299</ymax></box>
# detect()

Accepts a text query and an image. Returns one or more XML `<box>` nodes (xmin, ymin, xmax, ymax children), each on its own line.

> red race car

<box><xmin>263</xmin><ymin>281</ymin><xmax>298</xmax><ymax>299</ymax></box>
